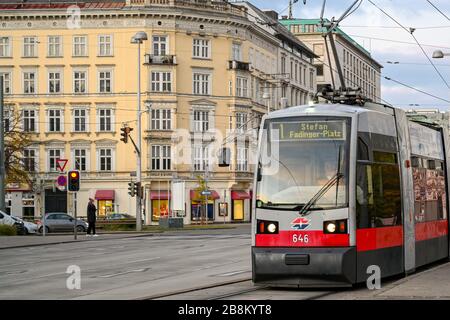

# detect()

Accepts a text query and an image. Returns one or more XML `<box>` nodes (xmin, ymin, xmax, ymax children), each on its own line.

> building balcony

<box><xmin>144</xmin><ymin>54</ymin><xmax>177</xmax><ymax>65</ymax></box>
<box><xmin>228</xmin><ymin>60</ymin><xmax>250</xmax><ymax>71</ymax></box>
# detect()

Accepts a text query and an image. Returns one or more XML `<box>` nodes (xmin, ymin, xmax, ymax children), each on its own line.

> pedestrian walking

<box><xmin>87</xmin><ymin>197</ymin><xmax>98</xmax><ymax>237</ymax></box>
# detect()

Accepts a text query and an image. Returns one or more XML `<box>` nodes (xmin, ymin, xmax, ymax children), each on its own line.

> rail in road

<box><xmin>142</xmin><ymin>278</ymin><xmax>341</xmax><ymax>300</ymax></box>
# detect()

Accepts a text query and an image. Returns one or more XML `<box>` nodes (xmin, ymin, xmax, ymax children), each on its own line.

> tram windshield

<box><xmin>256</xmin><ymin>117</ymin><xmax>350</xmax><ymax>211</ymax></box>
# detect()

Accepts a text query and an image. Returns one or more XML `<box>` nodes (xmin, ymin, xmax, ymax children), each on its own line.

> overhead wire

<box><xmin>426</xmin><ymin>0</ymin><xmax>450</xmax><ymax>21</ymax></box>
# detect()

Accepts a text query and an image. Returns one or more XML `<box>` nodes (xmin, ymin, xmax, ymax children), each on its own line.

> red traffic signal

<box><xmin>120</xmin><ymin>126</ymin><xmax>133</xmax><ymax>144</ymax></box>
<box><xmin>68</xmin><ymin>170</ymin><xmax>80</xmax><ymax>192</ymax></box>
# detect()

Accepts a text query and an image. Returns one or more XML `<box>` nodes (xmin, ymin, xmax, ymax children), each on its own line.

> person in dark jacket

<box><xmin>87</xmin><ymin>198</ymin><xmax>97</xmax><ymax>237</ymax></box>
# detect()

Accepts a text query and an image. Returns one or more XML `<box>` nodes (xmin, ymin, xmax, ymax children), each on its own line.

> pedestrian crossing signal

<box><xmin>68</xmin><ymin>170</ymin><xmax>80</xmax><ymax>192</ymax></box>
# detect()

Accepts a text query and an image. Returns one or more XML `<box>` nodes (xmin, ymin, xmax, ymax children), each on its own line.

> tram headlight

<box><xmin>257</xmin><ymin>220</ymin><xmax>279</xmax><ymax>234</ymax></box>
<box><xmin>324</xmin><ymin>219</ymin><xmax>347</xmax><ymax>234</ymax></box>
<box><xmin>326</xmin><ymin>222</ymin><xmax>336</xmax><ymax>233</ymax></box>
<box><xmin>267</xmin><ymin>223</ymin><xmax>277</xmax><ymax>233</ymax></box>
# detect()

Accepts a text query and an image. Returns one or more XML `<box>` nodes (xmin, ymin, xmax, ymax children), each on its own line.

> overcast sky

<box><xmin>248</xmin><ymin>0</ymin><xmax>450</xmax><ymax>110</ymax></box>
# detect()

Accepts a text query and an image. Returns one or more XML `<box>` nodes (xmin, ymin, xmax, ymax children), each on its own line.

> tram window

<box><xmin>427</xmin><ymin>160</ymin><xmax>436</xmax><ymax>170</ymax></box>
<box><xmin>356</xmin><ymin>163</ymin><xmax>402</xmax><ymax>228</ymax></box>
<box><xmin>357</xmin><ymin>137</ymin><xmax>370</xmax><ymax>161</ymax></box>
<box><xmin>373</xmin><ymin>151</ymin><xmax>397</xmax><ymax>164</ymax></box>
<box><xmin>411</xmin><ymin>157</ymin><xmax>420</xmax><ymax>168</ymax></box>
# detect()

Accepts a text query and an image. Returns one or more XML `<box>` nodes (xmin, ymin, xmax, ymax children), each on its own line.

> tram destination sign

<box><xmin>271</xmin><ymin>120</ymin><xmax>346</xmax><ymax>141</ymax></box>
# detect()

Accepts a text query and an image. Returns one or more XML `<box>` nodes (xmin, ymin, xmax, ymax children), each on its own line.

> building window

<box><xmin>281</xmin><ymin>55</ymin><xmax>286</xmax><ymax>74</ymax></box>
<box><xmin>0</xmin><ymin>72</ymin><xmax>11</xmax><ymax>94</ymax></box>
<box><xmin>232</xmin><ymin>43</ymin><xmax>241</xmax><ymax>61</ymax></box>
<box><xmin>152</xmin><ymin>145</ymin><xmax>171</xmax><ymax>170</ymax></box>
<box><xmin>98</xmin><ymin>109</ymin><xmax>112</xmax><ymax>131</ymax></box>
<box><xmin>237</xmin><ymin>146</ymin><xmax>248</xmax><ymax>171</ymax></box>
<box><xmin>316</xmin><ymin>64</ymin><xmax>324</xmax><ymax>76</ymax></box>
<box><xmin>23</xmin><ymin>37</ymin><xmax>37</xmax><ymax>57</ymax></box>
<box><xmin>98</xmin><ymin>35</ymin><xmax>112</xmax><ymax>56</ymax></box>
<box><xmin>48</xmin><ymin>109</ymin><xmax>62</xmax><ymax>132</ymax></box>
<box><xmin>98</xmin><ymin>70</ymin><xmax>112</xmax><ymax>93</ymax></box>
<box><xmin>193</xmin><ymin>72</ymin><xmax>210</xmax><ymax>95</ymax></box>
<box><xmin>73</xmin><ymin>35</ymin><xmax>87</xmax><ymax>57</ymax></box>
<box><xmin>73</xmin><ymin>71</ymin><xmax>87</xmax><ymax>93</ymax></box>
<box><xmin>23</xmin><ymin>149</ymin><xmax>36</xmax><ymax>172</ymax></box>
<box><xmin>151</xmin><ymin>109</ymin><xmax>171</xmax><ymax>130</ymax></box>
<box><xmin>4</xmin><ymin>109</ymin><xmax>11</xmax><ymax>132</ymax></box>
<box><xmin>152</xmin><ymin>36</ymin><xmax>167</xmax><ymax>56</ymax></box>
<box><xmin>48</xmin><ymin>36</ymin><xmax>62</xmax><ymax>57</ymax></box>
<box><xmin>99</xmin><ymin>148</ymin><xmax>112</xmax><ymax>171</ymax></box>
<box><xmin>236</xmin><ymin>112</ymin><xmax>247</xmax><ymax>133</ymax></box>
<box><xmin>74</xmin><ymin>149</ymin><xmax>87</xmax><ymax>171</ymax></box>
<box><xmin>193</xmin><ymin>39</ymin><xmax>210</xmax><ymax>59</ymax></box>
<box><xmin>74</xmin><ymin>109</ymin><xmax>87</xmax><ymax>132</ymax></box>
<box><xmin>193</xmin><ymin>145</ymin><xmax>208</xmax><ymax>171</ymax></box>
<box><xmin>48</xmin><ymin>149</ymin><xmax>62</xmax><ymax>172</ymax></box>
<box><xmin>23</xmin><ymin>110</ymin><xmax>36</xmax><ymax>132</ymax></box>
<box><xmin>23</xmin><ymin>72</ymin><xmax>36</xmax><ymax>94</ymax></box>
<box><xmin>236</xmin><ymin>77</ymin><xmax>248</xmax><ymax>98</ymax></box>
<box><xmin>0</xmin><ymin>37</ymin><xmax>11</xmax><ymax>57</ymax></box>
<box><xmin>48</xmin><ymin>71</ymin><xmax>61</xmax><ymax>93</ymax></box>
<box><xmin>151</xmin><ymin>72</ymin><xmax>172</xmax><ymax>92</ymax></box>
<box><xmin>193</xmin><ymin>110</ymin><xmax>209</xmax><ymax>132</ymax></box>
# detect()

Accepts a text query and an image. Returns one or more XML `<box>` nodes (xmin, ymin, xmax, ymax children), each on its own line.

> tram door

<box><xmin>355</xmin><ymin>112</ymin><xmax>404</xmax><ymax>282</ymax></box>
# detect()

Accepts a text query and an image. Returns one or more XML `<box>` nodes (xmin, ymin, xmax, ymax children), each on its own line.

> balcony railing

<box><xmin>127</xmin><ymin>0</ymin><xmax>247</xmax><ymax>18</ymax></box>
<box><xmin>144</xmin><ymin>54</ymin><xmax>177</xmax><ymax>65</ymax></box>
<box><xmin>228</xmin><ymin>60</ymin><xmax>250</xmax><ymax>71</ymax></box>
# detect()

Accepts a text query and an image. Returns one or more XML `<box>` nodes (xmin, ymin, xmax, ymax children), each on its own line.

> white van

<box><xmin>0</xmin><ymin>210</ymin><xmax>16</xmax><ymax>226</ymax></box>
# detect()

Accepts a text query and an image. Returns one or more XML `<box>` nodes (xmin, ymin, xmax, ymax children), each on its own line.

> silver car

<box><xmin>11</xmin><ymin>216</ymin><xmax>38</xmax><ymax>234</ymax></box>
<box><xmin>37</xmin><ymin>213</ymin><xmax>88</xmax><ymax>233</ymax></box>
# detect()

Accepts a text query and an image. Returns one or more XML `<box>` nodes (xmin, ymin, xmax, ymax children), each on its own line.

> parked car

<box><xmin>105</xmin><ymin>213</ymin><xmax>134</xmax><ymax>220</ymax></box>
<box><xmin>37</xmin><ymin>213</ymin><xmax>88</xmax><ymax>233</ymax></box>
<box><xmin>0</xmin><ymin>210</ymin><xmax>15</xmax><ymax>226</ymax></box>
<box><xmin>11</xmin><ymin>216</ymin><xmax>38</xmax><ymax>234</ymax></box>
<box><xmin>0</xmin><ymin>210</ymin><xmax>26</xmax><ymax>235</ymax></box>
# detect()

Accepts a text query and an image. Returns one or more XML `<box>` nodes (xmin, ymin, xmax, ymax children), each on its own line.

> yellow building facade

<box><xmin>0</xmin><ymin>0</ymin><xmax>316</xmax><ymax>224</ymax></box>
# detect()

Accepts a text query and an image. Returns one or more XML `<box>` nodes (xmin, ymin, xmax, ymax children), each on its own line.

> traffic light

<box><xmin>136</xmin><ymin>182</ymin><xmax>143</xmax><ymax>198</ymax></box>
<box><xmin>120</xmin><ymin>126</ymin><xmax>133</xmax><ymax>144</ymax></box>
<box><xmin>68</xmin><ymin>170</ymin><xmax>80</xmax><ymax>192</ymax></box>
<box><xmin>128</xmin><ymin>181</ymin><xmax>135</xmax><ymax>197</ymax></box>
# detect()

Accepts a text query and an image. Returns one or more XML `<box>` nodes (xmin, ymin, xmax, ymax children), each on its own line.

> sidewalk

<box><xmin>0</xmin><ymin>223</ymin><xmax>246</xmax><ymax>250</ymax></box>
<box><xmin>321</xmin><ymin>261</ymin><xmax>450</xmax><ymax>300</ymax></box>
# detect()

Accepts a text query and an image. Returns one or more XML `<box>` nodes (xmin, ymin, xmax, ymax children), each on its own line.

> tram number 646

<box><xmin>292</xmin><ymin>234</ymin><xmax>309</xmax><ymax>243</ymax></box>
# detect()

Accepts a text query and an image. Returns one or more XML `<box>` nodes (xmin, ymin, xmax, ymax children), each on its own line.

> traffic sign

<box><xmin>201</xmin><ymin>190</ymin><xmax>212</xmax><ymax>196</ymax></box>
<box><xmin>56</xmin><ymin>175</ymin><xmax>67</xmax><ymax>187</ymax></box>
<box><xmin>56</xmin><ymin>159</ymin><xmax>68</xmax><ymax>172</ymax></box>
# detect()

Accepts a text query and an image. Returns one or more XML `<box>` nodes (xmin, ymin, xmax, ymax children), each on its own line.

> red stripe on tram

<box><xmin>356</xmin><ymin>226</ymin><xmax>403</xmax><ymax>252</ymax></box>
<box><xmin>415</xmin><ymin>220</ymin><xmax>448</xmax><ymax>242</ymax></box>
<box><xmin>255</xmin><ymin>230</ymin><xmax>349</xmax><ymax>247</ymax></box>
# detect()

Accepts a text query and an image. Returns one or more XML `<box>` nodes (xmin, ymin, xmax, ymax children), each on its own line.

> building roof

<box><xmin>0</xmin><ymin>0</ymin><xmax>125</xmax><ymax>10</ymax></box>
<box><xmin>234</xmin><ymin>1</ymin><xmax>317</xmax><ymax>59</ymax></box>
<box><xmin>279</xmin><ymin>18</ymin><xmax>383</xmax><ymax>68</ymax></box>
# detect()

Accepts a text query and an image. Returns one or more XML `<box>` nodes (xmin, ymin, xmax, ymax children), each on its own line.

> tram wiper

<box><xmin>298</xmin><ymin>172</ymin><xmax>344</xmax><ymax>216</ymax></box>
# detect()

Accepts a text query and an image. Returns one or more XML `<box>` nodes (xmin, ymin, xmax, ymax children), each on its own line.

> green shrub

<box><xmin>0</xmin><ymin>224</ymin><xmax>17</xmax><ymax>236</ymax></box>
<box><xmin>101</xmin><ymin>224</ymin><xmax>135</xmax><ymax>231</ymax></box>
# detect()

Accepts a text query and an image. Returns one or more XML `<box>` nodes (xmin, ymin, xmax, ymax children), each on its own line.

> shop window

<box><xmin>191</xmin><ymin>201</ymin><xmax>214</xmax><ymax>221</ymax></box>
<box><xmin>98</xmin><ymin>200</ymin><xmax>114</xmax><ymax>216</ymax></box>
<box><xmin>152</xmin><ymin>199</ymin><xmax>169</xmax><ymax>222</ymax></box>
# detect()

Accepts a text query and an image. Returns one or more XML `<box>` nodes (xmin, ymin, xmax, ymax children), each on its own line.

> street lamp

<box><xmin>131</xmin><ymin>31</ymin><xmax>148</xmax><ymax>232</ymax></box>
<box><xmin>432</xmin><ymin>50</ymin><xmax>450</xmax><ymax>59</ymax></box>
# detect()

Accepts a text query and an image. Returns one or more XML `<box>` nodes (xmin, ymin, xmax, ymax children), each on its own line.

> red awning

<box><xmin>150</xmin><ymin>191</ymin><xmax>171</xmax><ymax>200</ymax></box>
<box><xmin>190</xmin><ymin>190</ymin><xmax>220</xmax><ymax>200</ymax></box>
<box><xmin>231</xmin><ymin>190</ymin><xmax>251</xmax><ymax>200</ymax></box>
<box><xmin>95</xmin><ymin>190</ymin><xmax>115</xmax><ymax>200</ymax></box>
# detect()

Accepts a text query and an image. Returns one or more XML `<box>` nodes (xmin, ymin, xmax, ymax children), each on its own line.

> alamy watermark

<box><xmin>366</xmin><ymin>265</ymin><xmax>381</xmax><ymax>290</ymax></box>
<box><xmin>66</xmin><ymin>265</ymin><xmax>81</xmax><ymax>290</ymax></box>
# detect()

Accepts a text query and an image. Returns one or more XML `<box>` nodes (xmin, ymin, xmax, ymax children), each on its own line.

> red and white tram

<box><xmin>252</xmin><ymin>102</ymin><xmax>450</xmax><ymax>287</ymax></box>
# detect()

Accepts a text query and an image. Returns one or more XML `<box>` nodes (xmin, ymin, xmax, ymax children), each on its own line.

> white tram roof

<box><xmin>265</xmin><ymin>103</ymin><xmax>395</xmax><ymax>120</ymax></box>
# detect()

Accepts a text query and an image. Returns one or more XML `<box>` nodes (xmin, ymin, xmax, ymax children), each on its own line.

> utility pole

<box><xmin>0</xmin><ymin>76</ymin><xmax>5</xmax><ymax>212</ymax></box>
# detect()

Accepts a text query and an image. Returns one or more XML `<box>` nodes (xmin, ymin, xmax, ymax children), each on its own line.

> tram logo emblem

<box><xmin>291</xmin><ymin>217</ymin><xmax>310</xmax><ymax>230</ymax></box>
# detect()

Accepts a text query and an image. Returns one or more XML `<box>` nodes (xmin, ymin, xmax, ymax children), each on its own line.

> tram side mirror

<box><xmin>218</xmin><ymin>147</ymin><xmax>231</xmax><ymax>167</ymax></box>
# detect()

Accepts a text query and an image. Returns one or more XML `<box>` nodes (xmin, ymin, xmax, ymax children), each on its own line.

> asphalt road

<box><xmin>0</xmin><ymin>225</ymin><xmax>252</xmax><ymax>300</ymax></box>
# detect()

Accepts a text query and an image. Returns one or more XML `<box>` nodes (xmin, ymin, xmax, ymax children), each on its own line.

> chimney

<box><xmin>263</xmin><ymin>10</ymin><xmax>278</xmax><ymax>21</ymax></box>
